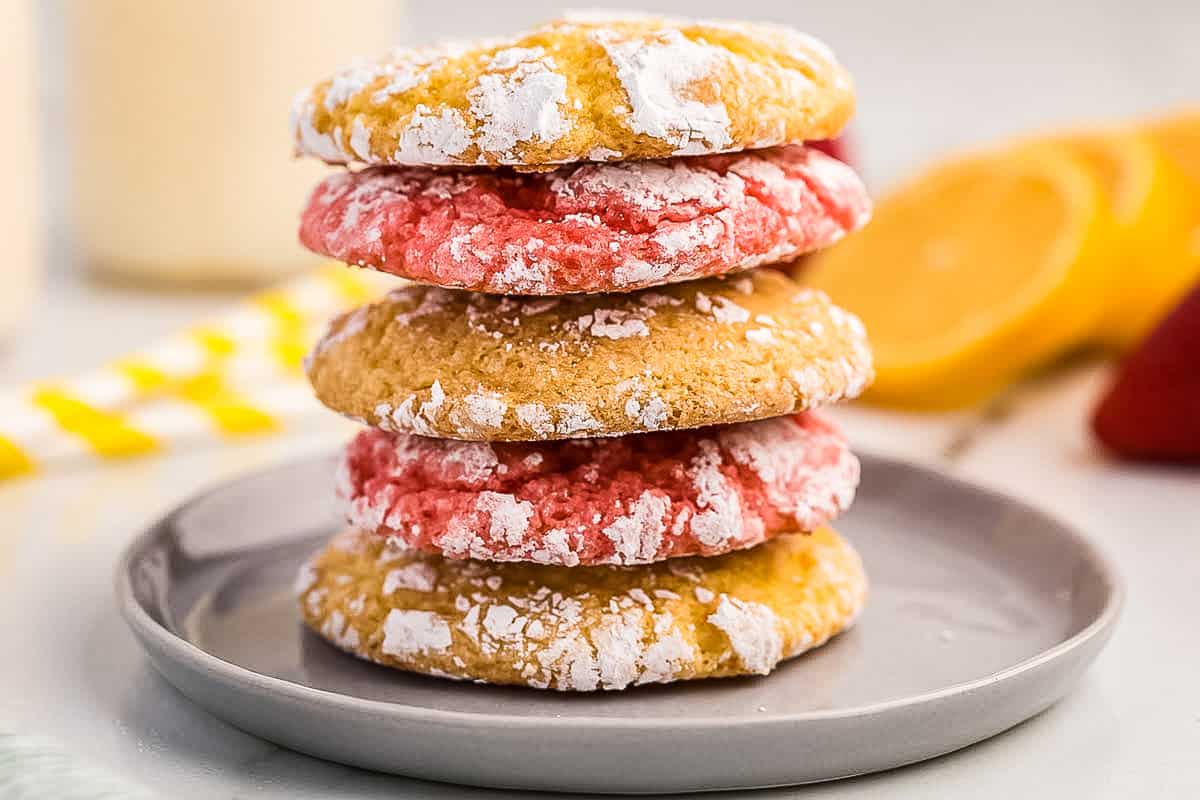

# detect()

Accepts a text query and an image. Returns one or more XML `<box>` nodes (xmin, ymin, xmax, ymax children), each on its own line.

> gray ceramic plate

<box><xmin>117</xmin><ymin>453</ymin><xmax>1121</xmax><ymax>794</ymax></box>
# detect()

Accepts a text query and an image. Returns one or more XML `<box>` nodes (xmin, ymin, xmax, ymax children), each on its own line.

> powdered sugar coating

<box><xmin>299</xmin><ymin>146</ymin><xmax>870</xmax><ymax>295</ymax></box>
<box><xmin>337</xmin><ymin>412</ymin><xmax>858</xmax><ymax>565</ymax></box>
<box><xmin>381</xmin><ymin>609</ymin><xmax>453</xmax><ymax>656</ymax></box>
<box><xmin>708</xmin><ymin>595</ymin><xmax>782</xmax><ymax>674</ymax></box>
<box><xmin>290</xmin><ymin>15</ymin><xmax>854</xmax><ymax>168</ymax></box>
<box><xmin>299</xmin><ymin>526</ymin><xmax>866</xmax><ymax>690</ymax></box>
<box><xmin>383</xmin><ymin>562</ymin><xmax>438</xmax><ymax>594</ymax></box>
<box><xmin>592</xmin><ymin>28</ymin><xmax>731</xmax><ymax>155</ymax></box>
<box><xmin>467</xmin><ymin>47</ymin><xmax>570</xmax><ymax>160</ymax></box>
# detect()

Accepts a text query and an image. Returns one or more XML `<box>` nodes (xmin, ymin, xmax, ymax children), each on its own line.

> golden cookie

<box><xmin>305</xmin><ymin>270</ymin><xmax>873</xmax><ymax>441</ymax></box>
<box><xmin>290</xmin><ymin>14</ymin><xmax>854</xmax><ymax>168</ymax></box>
<box><xmin>296</xmin><ymin>526</ymin><xmax>866</xmax><ymax>690</ymax></box>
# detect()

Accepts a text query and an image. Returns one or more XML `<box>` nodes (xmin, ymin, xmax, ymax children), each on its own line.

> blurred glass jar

<box><xmin>66</xmin><ymin>1</ymin><xmax>402</xmax><ymax>288</ymax></box>
<box><xmin>1</xmin><ymin>0</ymin><xmax>40</xmax><ymax>337</ymax></box>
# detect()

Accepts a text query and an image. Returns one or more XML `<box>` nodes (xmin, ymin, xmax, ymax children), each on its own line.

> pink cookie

<box><xmin>337</xmin><ymin>412</ymin><xmax>859</xmax><ymax>566</ymax></box>
<box><xmin>300</xmin><ymin>145</ymin><xmax>871</xmax><ymax>295</ymax></box>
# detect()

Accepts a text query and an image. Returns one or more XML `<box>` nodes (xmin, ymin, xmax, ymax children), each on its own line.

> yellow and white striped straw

<box><xmin>0</xmin><ymin>263</ymin><xmax>393</xmax><ymax>479</ymax></box>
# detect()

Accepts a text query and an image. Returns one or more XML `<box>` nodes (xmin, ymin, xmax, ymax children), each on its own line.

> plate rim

<box><xmin>116</xmin><ymin>450</ymin><xmax>1125</xmax><ymax>732</ymax></box>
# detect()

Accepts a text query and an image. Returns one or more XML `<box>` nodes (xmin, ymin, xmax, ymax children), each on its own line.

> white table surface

<box><xmin>0</xmin><ymin>278</ymin><xmax>1197</xmax><ymax>799</ymax></box>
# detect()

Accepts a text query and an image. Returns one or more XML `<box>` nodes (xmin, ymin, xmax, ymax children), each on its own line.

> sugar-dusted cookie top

<box><xmin>305</xmin><ymin>269</ymin><xmax>874</xmax><ymax>441</ymax></box>
<box><xmin>290</xmin><ymin>14</ymin><xmax>854</xmax><ymax>168</ymax></box>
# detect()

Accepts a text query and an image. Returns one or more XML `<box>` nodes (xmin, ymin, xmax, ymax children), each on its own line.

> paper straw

<box><xmin>0</xmin><ymin>263</ymin><xmax>393</xmax><ymax>479</ymax></box>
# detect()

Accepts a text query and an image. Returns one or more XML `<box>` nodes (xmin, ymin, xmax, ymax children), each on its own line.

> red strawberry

<box><xmin>1093</xmin><ymin>280</ymin><xmax>1200</xmax><ymax>462</ymax></box>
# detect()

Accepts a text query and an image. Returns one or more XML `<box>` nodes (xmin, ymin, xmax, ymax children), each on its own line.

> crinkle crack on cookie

<box><xmin>300</xmin><ymin>145</ymin><xmax>870</xmax><ymax>294</ymax></box>
<box><xmin>298</xmin><ymin>526</ymin><xmax>866</xmax><ymax>690</ymax></box>
<box><xmin>337</xmin><ymin>412</ymin><xmax>859</xmax><ymax>565</ymax></box>
<box><xmin>290</xmin><ymin>15</ymin><xmax>855</xmax><ymax>168</ymax></box>
<box><xmin>306</xmin><ymin>269</ymin><xmax>874</xmax><ymax>440</ymax></box>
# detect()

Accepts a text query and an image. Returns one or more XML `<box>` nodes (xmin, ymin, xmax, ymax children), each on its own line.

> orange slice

<box><xmin>798</xmin><ymin>146</ymin><xmax>1115</xmax><ymax>409</ymax></box>
<box><xmin>1148</xmin><ymin>105</ymin><xmax>1200</xmax><ymax>196</ymax></box>
<box><xmin>1128</xmin><ymin>107</ymin><xmax>1200</xmax><ymax>346</ymax></box>
<box><xmin>1018</xmin><ymin>126</ymin><xmax>1196</xmax><ymax>350</ymax></box>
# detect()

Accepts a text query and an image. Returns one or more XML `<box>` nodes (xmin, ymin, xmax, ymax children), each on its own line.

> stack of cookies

<box><xmin>291</xmin><ymin>14</ymin><xmax>875</xmax><ymax>691</ymax></box>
